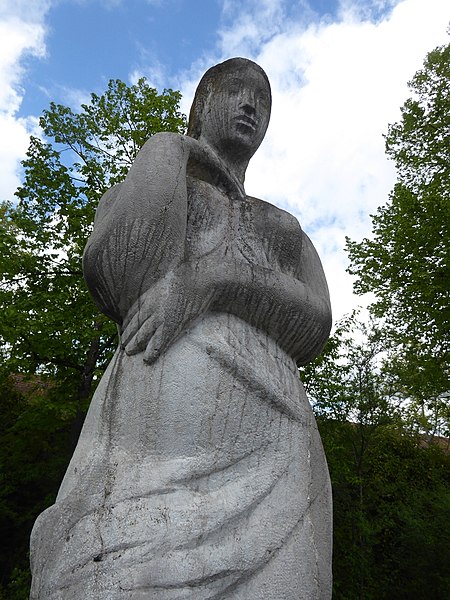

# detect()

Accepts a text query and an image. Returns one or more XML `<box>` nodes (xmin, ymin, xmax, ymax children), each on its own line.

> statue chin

<box><xmin>30</xmin><ymin>57</ymin><xmax>333</xmax><ymax>600</ymax></box>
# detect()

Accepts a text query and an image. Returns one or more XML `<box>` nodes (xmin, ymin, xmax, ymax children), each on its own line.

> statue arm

<box><xmin>200</xmin><ymin>236</ymin><xmax>331</xmax><ymax>365</ymax></box>
<box><xmin>122</xmin><ymin>234</ymin><xmax>331</xmax><ymax>366</ymax></box>
<box><xmin>83</xmin><ymin>133</ymin><xmax>246</xmax><ymax>324</ymax></box>
<box><xmin>211</xmin><ymin>240</ymin><xmax>331</xmax><ymax>365</ymax></box>
<box><xmin>83</xmin><ymin>132</ymin><xmax>193</xmax><ymax>324</ymax></box>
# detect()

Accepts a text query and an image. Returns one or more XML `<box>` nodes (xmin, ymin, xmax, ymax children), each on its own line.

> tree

<box><xmin>0</xmin><ymin>78</ymin><xmax>186</xmax><ymax>419</ymax></box>
<box><xmin>301</xmin><ymin>313</ymin><xmax>400</xmax><ymax>598</ymax></box>
<box><xmin>346</xmin><ymin>42</ymin><xmax>450</xmax><ymax>435</ymax></box>
<box><xmin>0</xmin><ymin>78</ymin><xmax>186</xmax><ymax>598</ymax></box>
<box><xmin>301</xmin><ymin>314</ymin><xmax>450</xmax><ymax>599</ymax></box>
<box><xmin>0</xmin><ymin>372</ymin><xmax>73</xmax><ymax>599</ymax></box>
<box><xmin>302</xmin><ymin>312</ymin><xmax>398</xmax><ymax>425</ymax></box>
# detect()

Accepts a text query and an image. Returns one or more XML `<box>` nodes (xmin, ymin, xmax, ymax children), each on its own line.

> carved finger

<box><xmin>143</xmin><ymin>324</ymin><xmax>165</xmax><ymax>365</ymax></box>
<box><xmin>121</xmin><ymin>295</ymin><xmax>157</xmax><ymax>345</ymax></box>
<box><xmin>124</xmin><ymin>315</ymin><xmax>160</xmax><ymax>356</ymax></box>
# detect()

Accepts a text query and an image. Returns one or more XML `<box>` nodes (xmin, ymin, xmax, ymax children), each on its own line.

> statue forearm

<box><xmin>83</xmin><ymin>134</ymin><xmax>192</xmax><ymax>323</ymax></box>
<box><xmin>121</xmin><ymin>249</ymin><xmax>331</xmax><ymax>366</ymax></box>
<box><xmin>197</xmin><ymin>256</ymin><xmax>331</xmax><ymax>365</ymax></box>
<box><xmin>83</xmin><ymin>134</ymin><xmax>247</xmax><ymax>324</ymax></box>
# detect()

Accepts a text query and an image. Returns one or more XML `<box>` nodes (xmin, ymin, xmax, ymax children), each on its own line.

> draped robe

<box><xmin>30</xmin><ymin>134</ymin><xmax>333</xmax><ymax>599</ymax></box>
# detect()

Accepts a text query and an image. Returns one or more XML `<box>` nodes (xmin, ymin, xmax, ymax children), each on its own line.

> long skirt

<box><xmin>30</xmin><ymin>313</ymin><xmax>332</xmax><ymax>599</ymax></box>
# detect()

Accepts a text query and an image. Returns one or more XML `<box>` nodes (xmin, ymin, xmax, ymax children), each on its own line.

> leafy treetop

<box><xmin>346</xmin><ymin>42</ymin><xmax>450</xmax><ymax>416</ymax></box>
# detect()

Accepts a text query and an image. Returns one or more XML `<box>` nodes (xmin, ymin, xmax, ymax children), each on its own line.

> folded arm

<box><xmin>83</xmin><ymin>133</ymin><xmax>244</xmax><ymax>324</ymax></box>
<box><xmin>122</xmin><ymin>235</ymin><xmax>331</xmax><ymax>366</ymax></box>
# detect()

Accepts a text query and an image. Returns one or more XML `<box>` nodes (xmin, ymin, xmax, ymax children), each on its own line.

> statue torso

<box><xmin>186</xmin><ymin>177</ymin><xmax>303</xmax><ymax>279</ymax></box>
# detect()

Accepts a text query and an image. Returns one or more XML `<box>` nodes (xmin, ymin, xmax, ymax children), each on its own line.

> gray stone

<box><xmin>30</xmin><ymin>57</ymin><xmax>333</xmax><ymax>599</ymax></box>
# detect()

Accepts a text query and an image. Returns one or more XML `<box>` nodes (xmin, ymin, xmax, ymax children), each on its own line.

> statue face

<box><xmin>199</xmin><ymin>66</ymin><xmax>271</xmax><ymax>161</ymax></box>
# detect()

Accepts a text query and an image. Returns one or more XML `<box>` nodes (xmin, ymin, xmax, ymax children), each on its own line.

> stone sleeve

<box><xmin>82</xmin><ymin>133</ymin><xmax>190</xmax><ymax>324</ymax></box>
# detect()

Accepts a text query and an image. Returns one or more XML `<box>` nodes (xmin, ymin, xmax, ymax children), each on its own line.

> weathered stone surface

<box><xmin>30</xmin><ymin>58</ymin><xmax>333</xmax><ymax>599</ymax></box>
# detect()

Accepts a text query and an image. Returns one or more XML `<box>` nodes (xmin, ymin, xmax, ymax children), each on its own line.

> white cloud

<box><xmin>129</xmin><ymin>43</ymin><xmax>169</xmax><ymax>91</ymax></box>
<box><xmin>0</xmin><ymin>1</ymin><xmax>50</xmax><ymax>202</ymax></box>
<box><xmin>218</xmin><ymin>0</ymin><xmax>287</xmax><ymax>55</ymax></box>
<box><xmin>129</xmin><ymin>64</ymin><xmax>167</xmax><ymax>92</ymax></box>
<box><xmin>56</xmin><ymin>85</ymin><xmax>92</xmax><ymax>109</ymax></box>
<box><xmin>179</xmin><ymin>0</ymin><xmax>449</xmax><ymax>323</ymax></box>
<box><xmin>0</xmin><ymin>0</ymin><xmax>52</xmax><ymax>22</ymax></box>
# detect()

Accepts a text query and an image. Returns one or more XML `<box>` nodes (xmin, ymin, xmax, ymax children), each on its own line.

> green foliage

<box><xmin>303</xmin><ymin>314</ymin><xmax>450</xmax><ymax>598</ymax></box>
<box><xmin>0</xmin><ymin>79</ymin><xmax>186</xmax><ymax>384</ymax></box>
<box><xmin>346</xmin><ymin>42</ymin><xmax>450</xmax><ymax>436</ymax></box>
<box><xmin>0</xmin><ymin>78</ymin><xmax>186</xmax><ymax>598</ymax></box>
<box><xmin>301</xmin><ymin>312</ymin><xmax>399</xmax><ymax>426</ymax></box>
<box><xmin>0</xmin><ymin>371</ymin><xmax>72</xmax><ymax>598</ymax></box>
<box><xmin>320</xmin><ymin>419</ymin><xmax>450</xmax><ymax>600</ymax></box>
<box><xmin>385</xmin><ymin>44</ymin><xmax>450</xmax><ymax>196</ymax></box>
<box><xmin>1</xmin><ymin>567</ymin><xmax>30</xmax><ymax>600</ymax></box>
<box><xmin>40</xmin><ymin>78</ymin><xmax>187</xmax><ymax>194</ymax></box>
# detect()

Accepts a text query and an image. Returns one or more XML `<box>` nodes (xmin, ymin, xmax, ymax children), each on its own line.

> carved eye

<box><xmin>226</xmin><ymin>78</ymin><xmax>242</xmax><ymax>96</ymax></box>
<box><xmin>256</xmin><ymin>89</ymin><xmax>270</xmax><ymax>108</ymax></box>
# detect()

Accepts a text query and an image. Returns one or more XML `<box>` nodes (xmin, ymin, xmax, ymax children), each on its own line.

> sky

<box><xmin>0</xmin><ymin>0</ymin><xmax>448</xmax><ymax>324</ymax></box>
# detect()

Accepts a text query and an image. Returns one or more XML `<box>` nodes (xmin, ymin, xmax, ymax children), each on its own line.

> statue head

<box><xmin>187</xmin><ymin>58</ymin><xmax>272</xmax><ymax>163</ymax></box>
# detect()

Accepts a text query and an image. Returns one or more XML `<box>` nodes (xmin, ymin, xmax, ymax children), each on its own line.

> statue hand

<box><xmin>120</xmin><ymin>266</ymin><xmax>210</xmax><ymax>365</ymax></box>
<box><xmin>120</xmin><ymin>271</ymin><xmax>179</xmax><ymax>361</ymax></box>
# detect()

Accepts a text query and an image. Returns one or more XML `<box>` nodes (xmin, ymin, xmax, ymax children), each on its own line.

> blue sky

<box><xmin>17</xmin><ymin>0</ymin><xmax>339</xmax><ymax>117</ymax></box>
<box><xmin>1</xmin><ymin>0</ymin><xmax>448</xmax><ymax>321</ymax></box>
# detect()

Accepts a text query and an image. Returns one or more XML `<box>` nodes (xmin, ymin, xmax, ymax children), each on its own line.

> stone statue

<box><xmin>30</xmin><ymin>58</ymin><xmax>333</xmax><ymax>599</ymax></box>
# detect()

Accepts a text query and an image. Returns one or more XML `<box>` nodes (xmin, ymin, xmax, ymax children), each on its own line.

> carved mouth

<box><xmin>235</xmin><ymin>115</ymin><xmax>257</xmax><ymax>131</ymax></box>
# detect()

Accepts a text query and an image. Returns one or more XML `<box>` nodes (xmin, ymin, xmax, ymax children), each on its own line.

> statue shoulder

<box><xmin>247</xmin><ymin>195</ymin><xmax>302</xmax><ymax>235</ymax></box>
<box><xmin>139</xmin><ymin>132</ymin><xmax>203</xmax><ymax>155</ymax></box>
<box><xmin>93</xmin><ymin>183</ymin><xmax>123</xmax><ymax>226</ymax></box>
<box><xmin>92</xmin><ymin>134</ymin><xmax>200</xmax><ymax>226</ymax></box>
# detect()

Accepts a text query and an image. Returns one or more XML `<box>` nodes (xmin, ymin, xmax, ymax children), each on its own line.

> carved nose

<box><xmin>241</xmin><ymin>103</ymin><xmax>256</xmax><ymax>115</ymax></box>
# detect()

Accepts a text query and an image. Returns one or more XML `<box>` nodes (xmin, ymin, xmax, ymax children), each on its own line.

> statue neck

<box><xmin>188</xmin><ymin>138</ymin><xmax>247</xmax><ymax>199</ymax></box>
